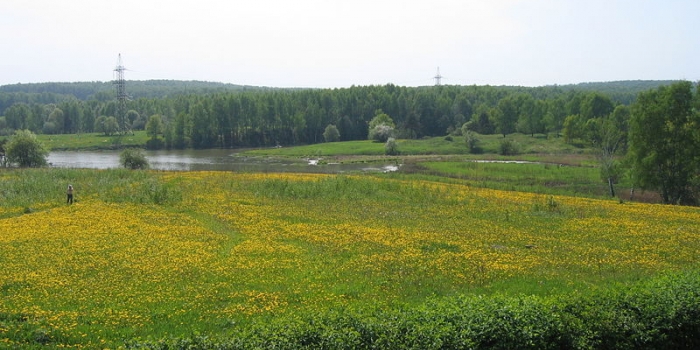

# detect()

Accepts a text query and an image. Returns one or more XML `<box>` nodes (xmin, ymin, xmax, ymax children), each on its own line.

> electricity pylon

<box><xmin>113</xmin><ymin>54</ymin><xmax>128</xmax><ymax>133</ymax></box>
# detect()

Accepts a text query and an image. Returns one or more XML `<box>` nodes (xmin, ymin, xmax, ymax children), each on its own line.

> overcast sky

<box><xmin>1</xmin><ymin>0</ymin><xmax>698</xmax><ymax>88</ymax></box>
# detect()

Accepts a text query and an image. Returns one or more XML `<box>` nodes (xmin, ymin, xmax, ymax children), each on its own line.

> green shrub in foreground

<box><xmin>128</xmin><ymin>271</ymin><xmax>700</xmax><ymax>349</ymax></box>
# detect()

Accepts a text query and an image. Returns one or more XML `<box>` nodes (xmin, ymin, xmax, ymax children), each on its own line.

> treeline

<box><xmin>0</xmin><ymin>80</ymin><xmax>268</xmax><ymax>111</ymax></box>
<box><xmin>0</xmin><ymin>79</ymin><xmax>671</xmax><ymax>105</ymax></box>
<box><xmin>0</xmin><ymin>81</ymin><xmax>675</xmax><ymax>149</ymax></box>
<box><xmin>556</xmin><ymin>80</ymin><xmax>677</xmax><ymax>105</ymax></box>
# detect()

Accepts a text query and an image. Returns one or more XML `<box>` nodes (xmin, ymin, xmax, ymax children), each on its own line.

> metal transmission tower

<box><xmin>113</xmin><ymin>54</ymin><xmax>128</xmax><ymax>133</ymax></box>
<box><xmin>434</xmin><ymin>67</ymin><xmax>443</xmax><ymax>86</ymax></box>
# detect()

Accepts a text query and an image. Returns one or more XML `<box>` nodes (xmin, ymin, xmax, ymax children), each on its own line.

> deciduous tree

<box><xmin>4</xmin><ymin>103</ymin><xmax>32</xmax><ymax>130</ymax></box>
<box><xmin>120</xmin><ymin>148</ymin><xmax>149</xmax><ymax>170</ymax></box>
<box><xmin>586</xmin><ymin>116</ymin><xmax>625</xmax><ymax>197</ymax></box>
<box><xmin>5</xmin><ymin>129</ymin><xmax>49</xmax><ymax>167</ymax></box>
<box><xmin>495</xmin><ymin>95</ymin><xmax>518</xmax><ymax>137</ymax></box>
<box><xmin>368</xmin><ymin>110</ymin><xmax>395</xmax><ymax>142</ymax></box>
<box><xmin>323</xmin><ymin>124</ymin><xmax>340</xmax><ymax>142</ymax></box>
<box><xmin>629</xmin><ymin>81</ymin><xmax>700</xmax><ymax>205</ymax></box>
<box><xmin>146</xmin><ymin>114</ymin><xmax>164</xmax><ymax>139</ymax></box>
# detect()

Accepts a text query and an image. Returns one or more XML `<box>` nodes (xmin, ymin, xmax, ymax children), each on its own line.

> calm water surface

<box><xmin>48</xmin><ymin>149</ymin><xmax>400</xmax><ymax>173</ymax></box>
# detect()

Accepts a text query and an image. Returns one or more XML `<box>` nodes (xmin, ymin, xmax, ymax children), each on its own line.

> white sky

<box><xmin>1</xmin><ymin>0</ymin><xmax>698</xmax><ymax>88</ymax></box>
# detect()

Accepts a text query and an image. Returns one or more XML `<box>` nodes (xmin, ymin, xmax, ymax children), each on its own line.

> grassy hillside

<box><xmin>0</xmin><ymin>168</ymin><xmax>698</xmax><ymax>348</ymax></box>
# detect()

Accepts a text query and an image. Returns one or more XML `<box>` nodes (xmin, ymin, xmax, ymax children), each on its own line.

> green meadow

<box><xmin>34</xmin><ymin>131</ymin><xmax>150</xmax><ymax>150</ymax></box>
<box><xmin>0</xmin><ymin>136</ymin><xmax>698</xmax><ymax>348</ymax></box>
<box><xmin>243</xmin><ymin>133</ymin><xmax>587</xmax><ymax>158</ymax></box>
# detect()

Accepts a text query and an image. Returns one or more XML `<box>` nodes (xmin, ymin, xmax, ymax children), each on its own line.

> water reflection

<box><xmin>47</xmin><ymin>149</ymin><xmax>400</xmax><ymax>174</ymax></box>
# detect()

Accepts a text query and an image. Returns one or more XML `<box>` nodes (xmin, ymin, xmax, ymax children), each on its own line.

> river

<box><xmin>47</xmin><ymin>149</ymin><xmax>400</xmax><ymax>173</ymax></box>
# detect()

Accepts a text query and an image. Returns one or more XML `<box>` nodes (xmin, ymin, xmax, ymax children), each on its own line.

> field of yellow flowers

<box><xmin>1</xmin><ymin>169</ymin><xmax>699</xmax><ymax>347</ymax></box>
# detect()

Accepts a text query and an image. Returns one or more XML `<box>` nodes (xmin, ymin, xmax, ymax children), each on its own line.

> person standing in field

<box><xmin>66</xmin><ymin>184</ymin><xmax>74</xmax><ymax>204</ymax></box>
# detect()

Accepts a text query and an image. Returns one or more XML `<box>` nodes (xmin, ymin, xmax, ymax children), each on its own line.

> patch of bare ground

<box><xmin>624</xmin><ymin>189</ymin><xmax>662</xmax><ymax>204</ymax></box>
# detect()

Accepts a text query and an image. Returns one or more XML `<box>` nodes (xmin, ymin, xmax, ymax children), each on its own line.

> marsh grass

<box><xmin>247</xmin><ymin>175</ymin><xmax>442</xmax><ymax>203</ymax></box>
<box><xmin>0</xmin><ymin>168</ymin><xmax>182</xmax><ymax>216</ymax></box>
<box><xmin>415</xmin><ymin>161</ymin><xmax>637</xmax><ymax>200</ymax></box>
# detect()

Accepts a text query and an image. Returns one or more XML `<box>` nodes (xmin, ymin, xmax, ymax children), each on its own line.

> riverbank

<box><xmin>46</xmin><ymin>149</ymin><xmax>403</xmax><ymax>173</ymax></box>
<box><xmin>31</xmin><ymin>131</ymin><xmax>592</xmax><ymax>158</ymax></box>
<box><xmin>34</xmin><ymin>131</ymin><xmax>150</xmax><ymax>150</ymax></box>
<box><xmin>31</xmin><ymin>131</ymin><xmax>601</xmax><ymax>170</ymax></box>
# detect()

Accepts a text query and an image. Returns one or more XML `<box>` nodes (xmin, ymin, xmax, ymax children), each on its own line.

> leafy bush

<box><xmin>95</xmin><ymin>116</ymin><xmax>119</xmax><ymax>136</ymax></box>
<box><xmin>385</xmin><ymin>137</ymin><xmax>399</xmax><ymax>155</ymax></box>
<box><xmin>369</xmin><ymin>124</ymin><xmax>394</xmax><ymax>143</ymax></box>
<box><xmin>368</xmin><ymin>110</ymin><xmax>395</xmax><ymax>130</ymax></box>
<box><xmin>464</xmin><ymin>131</ymin><xmax>482</xmax><ymax>154</ymax></box>
<box><xmin>323</xmin><ymin>124</ymin><xmax>341</xmax><ymax>142</ymax></box>
<box><xmin>5</xmin><ymin>129</ymin><xmax>49</xmax><ymax>167</ymax></box>
<box><xmin>446</xmin><ymin>125</ymin><xmax>458</xmax><ymax>136</ymax></box>
<box><xmin>120</xmin><ymin>148</ymin><xmax>149</xmax><ymax>170</ymax></box>
<box><xmin>499</xmin><ymin>138</ymin><xmax>520</xmax><ymax>156</ymax></box>
<box><xmin>129</xmin><ymin>271</ymin><xmax>700</xmax><ymax>349</ymax></box>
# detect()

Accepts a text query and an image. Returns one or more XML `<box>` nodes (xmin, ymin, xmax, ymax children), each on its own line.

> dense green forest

<box><xmin>0</xmin><ymin>80</ymin><xmax>677</xmax><ymax>149</ymax></box>
<box><xmin>0</xmin><ymin>80</ymin><xmax>268</xmax><ymax>101</ymax></box>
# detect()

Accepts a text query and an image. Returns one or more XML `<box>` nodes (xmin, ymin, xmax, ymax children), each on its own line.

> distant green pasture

<box><xmin>34</xmin><ymin>131</ymin><xmax>149</xmax><ymax>150</ymax></box>
<box><xmin>243</xmin><ymin>133</ymin><xmax>590</xmax><ymax>158</ymax></box>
